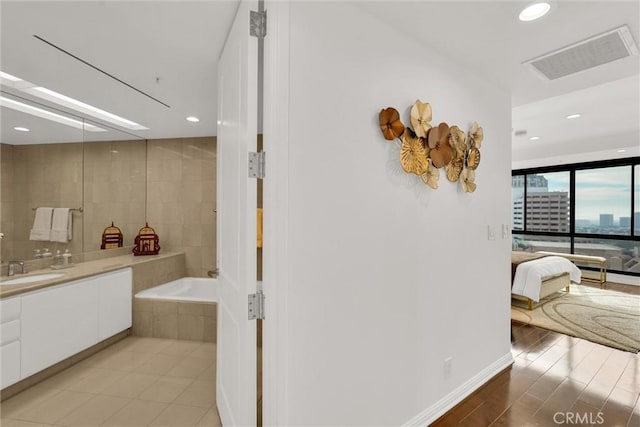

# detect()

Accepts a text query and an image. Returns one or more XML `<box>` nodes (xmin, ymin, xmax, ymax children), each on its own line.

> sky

<box><xmin>543</xmin><ymin>166</ymin><xmax>637</xmax><ymax>222</ymax></box>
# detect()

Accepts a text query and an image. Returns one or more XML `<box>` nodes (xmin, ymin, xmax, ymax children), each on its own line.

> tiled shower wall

<box><xmin>145</xmin><ymin>138</ymin><xmax>216</xmax><ymax>277</ymax></box>
<box><xmin>0</xmin><ymin>137</ymin><xmax>216</xmax><ymax>277</ymax></box>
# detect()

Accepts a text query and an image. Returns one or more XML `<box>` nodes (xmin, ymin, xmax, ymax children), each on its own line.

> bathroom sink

<box><xmin>0</xmin><ymin>273</ymin><xmax>65</xmax><ymax>285</ymax></box>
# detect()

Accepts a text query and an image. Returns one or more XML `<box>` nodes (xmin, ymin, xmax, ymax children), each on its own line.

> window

<box><xmin>635</xmin><ymin>165</ymin><xmax>639</xmax><ymax>236</ymax></box>
<box><xmin>574</xmin><ymin>237</ymin><xmax>640</xmax><ymax>274</ymax></box>
<box><xmin>512</xmin><ymin>158</ymin><xmax>640</xmax><ymax>276</ymax></box>
<box><xmin>575</xmin><ymin>166</ymin><xmax>631</xmax><ymax>235</ymax></box>
<box><xmin>512</xmin><ymin>176</ymin><xmax>523</xmax><ymax>231</ymax></box>
<box><xmin>512</xmin><ymin>234</ymin><xmax>570</xmax><ymax>253</ymax></box>
<box><xmin>511</xmin><ymin>172</ymin><xmax>570</xmax><ymax>233</ymax></box>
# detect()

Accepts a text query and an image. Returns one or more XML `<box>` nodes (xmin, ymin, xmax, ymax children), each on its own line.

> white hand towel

<box><xmin>50</xmin><ymin>208</ymin><xmax>72</xmax><ymax>243</ymax></box>
<box><xmin>29</xmin><ymin>207</ymin><xmax>54</xmax><ymax>241</ymax></box>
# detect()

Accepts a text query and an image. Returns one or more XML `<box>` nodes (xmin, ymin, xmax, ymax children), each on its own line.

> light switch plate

<box><xmin>488</xmin><ymin>225</ymin><xmax>496</xmax><ymax>240</ymax></box>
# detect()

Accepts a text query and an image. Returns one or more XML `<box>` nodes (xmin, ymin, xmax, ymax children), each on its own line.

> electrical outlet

<box><xmin>444</xmin><ymin>357</ymin><xmax>453</xmax><ymax>377</ymax></box>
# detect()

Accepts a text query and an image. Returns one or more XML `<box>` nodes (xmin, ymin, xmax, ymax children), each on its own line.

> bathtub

<box><xmin>135</xmin><ymin>277</ymin><xmax>217</xmax><ymax>303</ymax></box>
<box><xmin>133</xmin><ymin>277</ymin><xmax>217</xmax><ymax>342</ymax></box>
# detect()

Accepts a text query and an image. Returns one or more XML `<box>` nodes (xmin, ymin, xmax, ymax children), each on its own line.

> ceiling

<box><xmin>0</xmin><ymin>1</ymin><xmax>239</xmax><ymax>144</ymax></box>
<box><xmin>359</xmin><ymin>0</ymin><xmax>640</xmax><ymax>168</ymax></box>
<box><xmin>1</xmin><ymin>1</ymin><xmax>639</xmax><ymax>169</ymax></box>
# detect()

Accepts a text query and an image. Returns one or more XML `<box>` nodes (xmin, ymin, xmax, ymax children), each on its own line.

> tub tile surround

<box><xmin>133</xmin><ymin>300</ymin><xmax>216</xmax><ymax>342</ymax></box>
<box><xmin>0</xmin><ymin>336</ymin><xmax>221</xmax><ymax>426</ymax></box>
<box><xmin>131</xmin><ymin>253</ymin><xmax>186</xmax><ymax>295</ymax></box>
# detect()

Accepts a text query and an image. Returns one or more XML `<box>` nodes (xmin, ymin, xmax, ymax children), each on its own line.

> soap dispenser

<box><xmin>63</xmin><ymin>249</ymin><xmax>73</xmax><ymax>265</ymax></box>
<box><xmin>54</xmin><ymin>250</ymin><xmax>63</xmax><ymax>266</ymax></box>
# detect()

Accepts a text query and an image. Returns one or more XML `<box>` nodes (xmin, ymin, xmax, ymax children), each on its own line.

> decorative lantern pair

<box><xmin>100</xmin><ymin>221</ymin><xmax>160</xmax><ymax>256</ymax></box>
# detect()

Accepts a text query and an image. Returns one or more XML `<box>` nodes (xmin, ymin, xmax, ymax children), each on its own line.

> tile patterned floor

<box><xmin>0</xmin><ymin>337</ymin><xmax>221</xmax><ymax>427</ymax></box>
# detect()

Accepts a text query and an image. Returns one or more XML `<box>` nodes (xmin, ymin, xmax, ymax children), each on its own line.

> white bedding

<box><xmin>512</xmin><ymin>256</ymin><xmax>582</xmax><ymax>302</ymax></box>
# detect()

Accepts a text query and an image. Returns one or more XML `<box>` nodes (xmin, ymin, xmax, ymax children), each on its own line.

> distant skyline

<box><xmin>541</xmin><ymin>168</ymin><xmax>634</xmax><ymax>222</ymax></box>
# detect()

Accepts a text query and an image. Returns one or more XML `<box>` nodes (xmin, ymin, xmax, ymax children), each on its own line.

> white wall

<box><xmin>266</xmin><ymin>2</ymin><xmax>513</xmax><ymax>425</ymax></box>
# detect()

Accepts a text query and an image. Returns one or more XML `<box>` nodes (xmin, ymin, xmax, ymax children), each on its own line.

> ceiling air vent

<box><xmin>514</xmin><ymin>129</ymin><xmax>527</xmax><ymax>137</ymax></box>
<box><xmin>524</xmin><ymin>25</ymin><xmax>639</xmax><ymax>80</ymax></box>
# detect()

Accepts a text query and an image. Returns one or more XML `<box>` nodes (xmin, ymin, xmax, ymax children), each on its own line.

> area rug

<box><xmin>511</xmin><ymin>285</ymin><xmax>640</xmax><ymax>353</ymax></box>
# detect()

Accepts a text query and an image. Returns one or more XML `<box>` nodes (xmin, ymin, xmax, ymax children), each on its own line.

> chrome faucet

<box><xmin>7</xmin><ymin>261</ymin><xmax>26</xmax><ymax>276</ymax></box>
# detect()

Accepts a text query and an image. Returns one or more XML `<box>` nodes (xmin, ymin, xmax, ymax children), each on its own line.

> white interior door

<box><xmin>216</xmin><ymin>0</ymin><xmax>258</xmax><ymax>425</ymax></box>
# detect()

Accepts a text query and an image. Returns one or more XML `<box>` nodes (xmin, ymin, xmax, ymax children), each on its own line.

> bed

<box><xmin>511</xmin><ymin>251</ymin><xmax>582</xmax><ymax>310</ymax></box>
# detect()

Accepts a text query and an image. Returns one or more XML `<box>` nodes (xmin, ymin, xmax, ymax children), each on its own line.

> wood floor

<box><xmin>432</xmin><ymin>282</ymin><xmax>640</xmax><ymax>426</ymax></box>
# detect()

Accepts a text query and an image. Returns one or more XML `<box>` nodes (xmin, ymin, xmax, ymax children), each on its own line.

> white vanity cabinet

<box><xmin>1</xmin><ymin>296</ymin><xmax>22</xmax><ymax>388</ymax></box>
<box><xmin>12</xmin><ymin>268</ymin><xmax>132</xmax><ymax>382</ymax></box>
<box><xmin>21</xmin><ymin>278</ymin><xmax>99</xmax><ymax>378</ymax></box>
<box><xmin>98</xmin><ymin>268</ymin><xmax>132</xmax><ymax>341</ymax></box>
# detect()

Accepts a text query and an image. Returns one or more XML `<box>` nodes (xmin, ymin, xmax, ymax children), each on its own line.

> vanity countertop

<box><xmin>0</xmin><ymin>251</ymin><xmax>184</xmax><ymax>298</ymax></box>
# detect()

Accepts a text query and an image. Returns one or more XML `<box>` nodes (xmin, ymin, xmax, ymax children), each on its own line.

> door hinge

<box><xmin>248</xmin><ymin>151</ymin><xmax>266</xmax><ymax>179</ymax></box>
<box><xmin>250</xmin><ymin>10</ymin><xmax>267</xmax><ymax>39</ymax></box>
<box><xmin>248</xmin><ymin>290</ymin><xmax>265</xmax><ymax>320</ymax></box>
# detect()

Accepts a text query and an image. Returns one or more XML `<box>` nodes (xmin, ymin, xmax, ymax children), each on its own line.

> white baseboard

<box><xmin>403</xmin><ymin>352</ymin><xmax>514</xmax><ymax>427</ymax></box>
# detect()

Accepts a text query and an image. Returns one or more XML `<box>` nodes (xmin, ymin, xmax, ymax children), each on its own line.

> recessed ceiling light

<box><xmin>617</xmin><ymin>149</ymin><xmax>627</xmax><ymax>153</ymax></box>
<box><xmin>529</xmin><ymin>136</ymin><xmax>541</xmax><ymax>141</ymax></box>
<box><xmin>186</xmin><ymin>116</ymin><xmax>200</xmax><ymax>122</ymax></box>
<box><xmin>566</xmin><ymin>113</ymin><xmax>581</xmax><ymax>119</ymax></box>
<box><xmin>0</xmin><ymin>96</ymin><xmax>106</xmax><ymax>132</ymax></box>
<box><xmin>13</xmin><ymin>126</ymin><xmax>29</xmax><ymax>132</ymax></box>
<box><xmin>519</xmin><ymin>2</ymin><xmax>551</xmax><ymax>22</ymax></box>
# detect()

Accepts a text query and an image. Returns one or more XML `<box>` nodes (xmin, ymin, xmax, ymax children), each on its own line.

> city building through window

<box><xmin>512</xmin><ymin>158</ymin><xmax>640</xmax><ymax>276</ymax></box>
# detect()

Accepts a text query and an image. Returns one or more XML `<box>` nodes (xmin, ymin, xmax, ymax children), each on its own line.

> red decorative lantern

<box><xmin>132</xmin><ymin>222</ymin><xmax>160</xmax><ymax>256</ymax></box>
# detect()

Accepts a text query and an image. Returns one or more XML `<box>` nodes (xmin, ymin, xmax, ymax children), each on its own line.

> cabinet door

<box><xmin>97</xmin><ymin>268</ymin><xmax>132</xmax><ymax>341</ymax></box>
<box><xmin>0</xmin><ymin>296</ymin><xmax>21</xmax><ymax>323</ymax></box>
<box><xmin>1</xmin><ymin>341</ymin><xmax>21</xmax><ymax>388</ymax></box>
<box><xmin>0</xmin><ymin>319</ymin><xmax>20</xmax><ymax>346</ymax></box>
<box><xmin>21</xmin><ymin>280</ymin><xmax>98</xmax><ymax>378</ymax></box>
